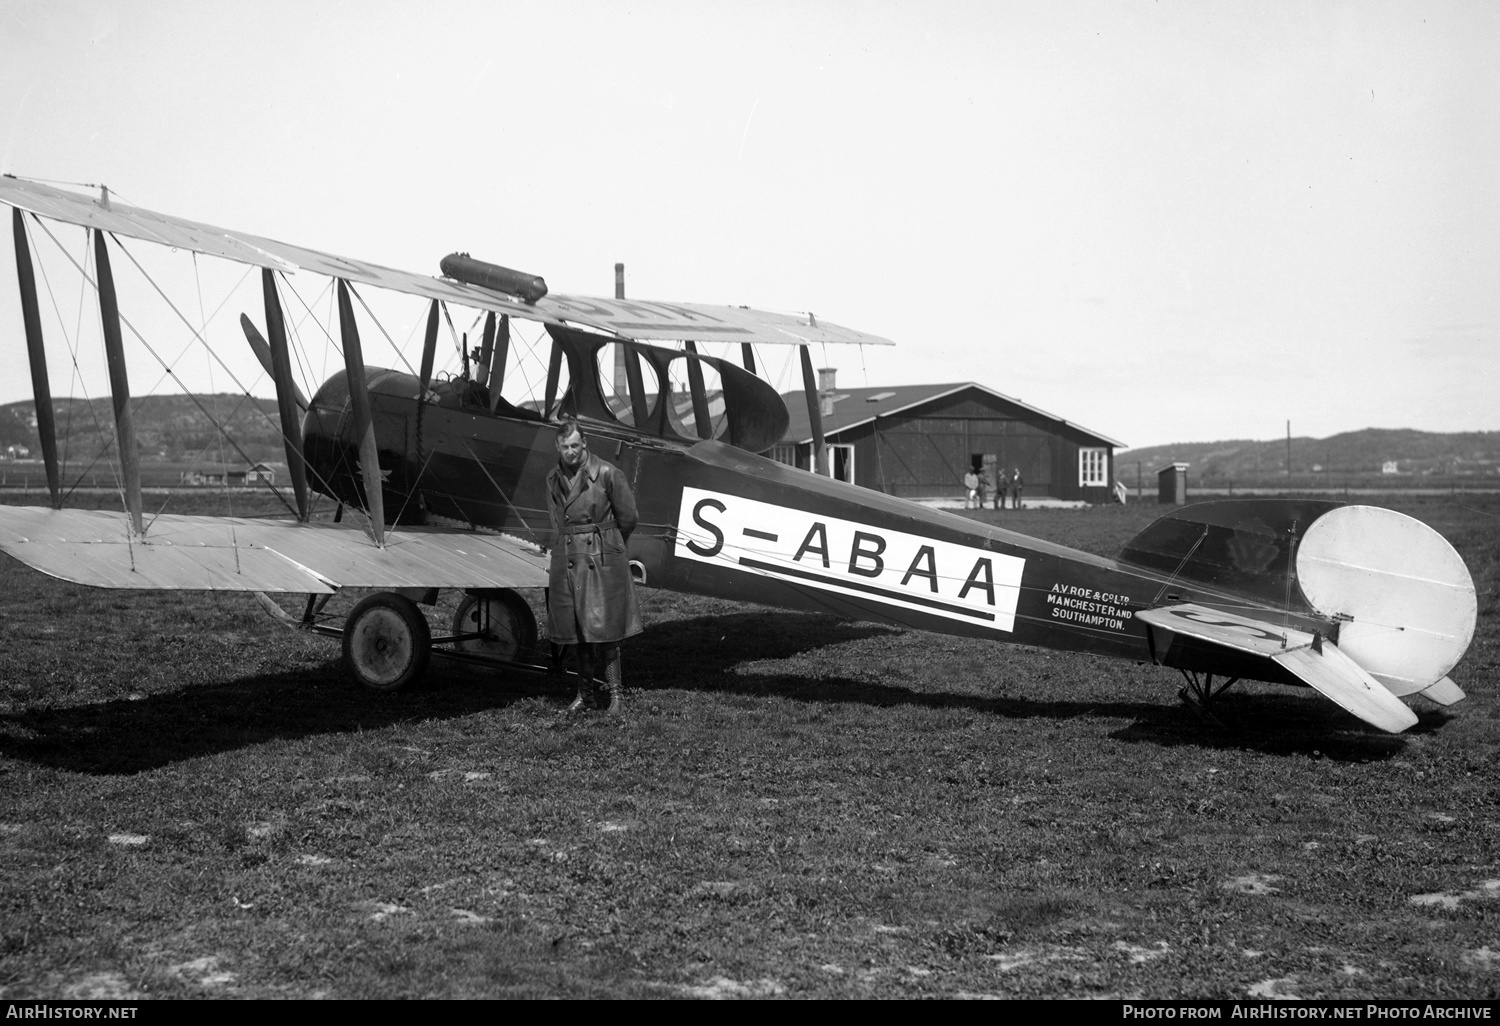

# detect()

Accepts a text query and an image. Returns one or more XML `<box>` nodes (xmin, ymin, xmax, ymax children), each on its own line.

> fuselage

<box><xmin>301</xmin><ymin>365</ymin><xmax>1337</xmax><ymax>686</ymax></box>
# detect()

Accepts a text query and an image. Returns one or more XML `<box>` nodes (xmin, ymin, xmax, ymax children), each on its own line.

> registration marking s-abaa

<box><xmin>674</xmin><ymin>487</ymin><xmax>1025</xmax><ymax>632</ymax></box>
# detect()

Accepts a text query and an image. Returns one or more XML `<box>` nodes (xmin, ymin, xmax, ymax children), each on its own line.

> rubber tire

<box><xmin>343</xmin><ymin>592</ymin><xmax>432</xmax><ymax>692</ymax></box>
<box><xmin>451</xmin><ymin>589</ymin><xmax>538</xmax><ymax>664</ymax></box>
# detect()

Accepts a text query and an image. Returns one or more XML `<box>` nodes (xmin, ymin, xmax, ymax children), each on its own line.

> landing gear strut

<box><xmin>1177</xmin><ymin>669</ymin><xmax>1240</xmax><ymax>728</ymax></box>
<box><xmin>450</xmin><ymin>589</ymin><xmax>538</xmax><ymax>663</ymax></box>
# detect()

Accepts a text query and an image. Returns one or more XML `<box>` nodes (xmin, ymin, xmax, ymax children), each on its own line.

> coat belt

<box><xmin>559</xmin><ymin>519</ymin><xmax>620</xmax><ymax>535</ymax></box>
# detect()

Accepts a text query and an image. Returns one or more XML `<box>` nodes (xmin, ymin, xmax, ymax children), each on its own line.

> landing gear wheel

<box><xmin>451</xmin><ymin>589</ymin><xmax>538</xmax><ymax>663</ymax></box>
<box><xmin>343</xmin><ymin>592</ymin><xmax>431</xmax><ymax>692</ymax></box>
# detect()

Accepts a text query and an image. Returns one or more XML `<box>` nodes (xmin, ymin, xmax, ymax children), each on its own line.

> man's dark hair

<box><xmin>555</xmin><ymin>418</ymin><xmax>586</xmax><ymax>441</ymax></box>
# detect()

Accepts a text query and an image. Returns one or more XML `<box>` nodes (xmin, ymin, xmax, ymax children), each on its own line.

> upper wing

<box><xmin>0</xmin><ymin>176</ymin><xmax>893</xmax><ymax>347</ymax></box>
<box><xmin>0</xmin><ymin>507</ymin><xmax>548</xmax><ymax>594</ymax></box>
<box><xmin>1136</xmin><ymin>603</ymin><xmax>1419</xmax><ymax>734</ymax></box>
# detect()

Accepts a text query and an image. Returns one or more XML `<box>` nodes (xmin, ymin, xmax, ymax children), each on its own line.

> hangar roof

<box><xmin>778</xmin><ymin>382</ymin><xmax>1124</xmax><ymax>449</ymax></box>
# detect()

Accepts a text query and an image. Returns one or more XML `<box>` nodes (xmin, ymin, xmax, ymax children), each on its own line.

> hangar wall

<box><xmin>778</xmin><ymin>385</ymin><xmax>1118</xmax><ymax>503</ymax></box>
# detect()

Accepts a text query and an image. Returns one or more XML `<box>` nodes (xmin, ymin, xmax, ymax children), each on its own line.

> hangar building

<box><xmin>771</xmin><ymin>374</ymin><xmax>1123</xmax><ymax>504</ymax></box>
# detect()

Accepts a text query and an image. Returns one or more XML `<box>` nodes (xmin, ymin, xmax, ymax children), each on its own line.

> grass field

<box><xmin>0</xmin><ymin>493</ymin><xmax>1495</xmax><ymax>999</ymax></box>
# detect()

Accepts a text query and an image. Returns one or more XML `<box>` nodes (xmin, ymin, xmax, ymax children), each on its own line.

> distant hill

<box><xmin>1116</xmin><ymin>428</ymin><xmax>1500</xmax><ymax>484</ymax></box>
<box><xmin>0</xmin><ymin>394</ymin><xmax>287</xmax><ymax>464</ymax></box>
<box><xmin>3</xmin><ymin>396</ymin><xmax>1497</xmax><ymax>488</ymax></box>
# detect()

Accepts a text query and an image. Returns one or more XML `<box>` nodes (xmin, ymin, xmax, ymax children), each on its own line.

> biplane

<box><xmin>0</xmin><ymin>175</ymin><xmax>1477</xmax><ymax>733</ymax></box>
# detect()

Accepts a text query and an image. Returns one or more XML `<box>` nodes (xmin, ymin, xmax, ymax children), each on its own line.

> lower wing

<box><xmin>0</xmin><ymin>506</ymin><xmax>548</xmax><ymax>593</ymax></box>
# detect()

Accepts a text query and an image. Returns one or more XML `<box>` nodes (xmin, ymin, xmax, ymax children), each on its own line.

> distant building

<box><xmin>1381</xmin><ymin>460</ymin><xmax>1400</xmax><ymax>475</ymax></box>
<box><xmin>181</xmin><ymin>462</ymin><xmax>276</xmax><ymax>486</ymax></box>
<box><xmin>774</xmin><ymin>375</ymin><xmax>1123</xmax><ymax>503</ymax></box>
<box><xmin>4</xmin><ymin>444</ymin><xmax>30</xmax><ymax>460</ymax></box>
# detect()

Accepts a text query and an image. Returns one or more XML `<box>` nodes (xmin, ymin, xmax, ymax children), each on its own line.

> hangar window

<box><xmin>1079</xmin><ymin>448</ymin><xmax>1108</xmax><ymax>488</ymax></box>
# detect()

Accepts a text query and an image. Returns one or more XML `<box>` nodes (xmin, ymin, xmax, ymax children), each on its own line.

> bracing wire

<box><xmin>33</xmin><ymin>224</ymin><xmax>299</xmax><ymax>517</ymax></box>
<box><xmin>345</xmin><ymin>280</ymin><xmax>419</xmax><ymax>379</ymax></box>
<box><xmin>136</xmin><ymin>254</ymin><xmax>256</xmax><ymax>400</ymax></box>
<box><xmin>271</xmin><ymin>272</ymin><xmax>320</xmax><ymax>411</ymax></box>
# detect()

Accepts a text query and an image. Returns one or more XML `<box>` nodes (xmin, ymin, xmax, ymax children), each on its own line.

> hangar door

<box><xmin>873</xmin><ymin>418</ymin><xmax>1054</xmax><ymax>497</ymax></box>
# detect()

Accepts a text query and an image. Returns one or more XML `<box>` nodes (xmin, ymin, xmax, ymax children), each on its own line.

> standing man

<box><xmin>1009</xmin><ymin>467</ymin><xmax>1024</xmax><ymax>510</ymax></box>
<box><xmin>994</xmin><ymin>468</ymin><xmax>1008</xmax><ymax>510</ymax></box>
<box><xmin>963</xmin><ymin>468</ymin><xmax>980</xmax><ymax>509</ymax></box>
<box><xmin>546</xmin><ymin>419</ymin><xmax>642</xmax><ymax>715</ymax></box>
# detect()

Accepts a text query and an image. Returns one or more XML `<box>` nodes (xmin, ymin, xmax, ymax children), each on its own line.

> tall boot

<box><xmin>601</xmin><ymin>645</ymin><xmax>625</xmax><ymax>717</ymax></box>
<box><xmin>566</xmin><ymin>644</ymin><xmax>595</xmax><ymax>715</ymax></box>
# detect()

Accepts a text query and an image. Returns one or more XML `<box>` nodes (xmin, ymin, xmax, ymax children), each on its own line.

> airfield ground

<box><xmin>0</xmin><ymin>492</ymin><xmax>1495</xmax><ymax>999</ymax></box>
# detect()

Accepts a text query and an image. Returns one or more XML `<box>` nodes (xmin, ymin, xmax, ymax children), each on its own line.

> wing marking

<box><xmin>1135</xmin><ymin>604</ymin><xmax>1310</xmax><ymax>657</ymax></box>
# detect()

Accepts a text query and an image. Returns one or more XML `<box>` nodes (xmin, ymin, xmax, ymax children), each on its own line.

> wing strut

<box><xmin>488</xmin><ymin>314</ymin><xmax>510</xmax><ymax>411</ymax></box>
<box><xmin>417</xmin><ymin>299</ymin><xmax>440</xmax><ymax>400</ymax></box>
<box><xmin>475</xmin><ymin>311</ymin><xmax>496</xmax><ymax>390</ymax></box>
<box><xmin>799</xmin><ymin>343</ymin><xmax>829</xmax><ymax>476</ymax></box>
<box><xmin>624</xmin><ymin>342</ymin><xmax>649</xmax><ymax>427</ymax></box>
<box><xmin>12</xmin><ymin>209</ymin><xmax>61</xmax><ymax>508</ymax></box>
<box><xmin>414</xmin><ymin>297</ymin><xmax>441</xmax><ymax>479</ymax></box>
<box><xmin>93</xmin><ymin>230</ymin><xmax>144</xmax><ymax>536</ymax></box>
<box><xmin>335</xmin><ymin>279</ymin><xmax>385</xmax><ymax>546</ymax></box>
<box><xmin>683</xmin><ymin>341</ymin><xmax>713</xmax><ymax>439</ymax></box>
<box><xmin>543</xmin><ymin>339</ymin><xmax>562</xmax><ymax>419</ymax></box>
<box><xmin>261</xmin><ymin>269</ymin><xmax>309</xmax><ymax>520</ymax></box>
<box><xmin>740</xmin><ymin>343</ymin><xmax>756</xmax><ymax>375</ymax></box>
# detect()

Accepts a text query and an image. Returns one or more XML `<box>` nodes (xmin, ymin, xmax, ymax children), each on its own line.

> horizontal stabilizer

<box><xmin>1135</xmin><ymin>603</ymin><xmax>1315</xmax><ymax>656</ymax></box>
<box><xmin>1419</xmin><ymin>676</ymin><xmax>1466</xmax><ymax>707</ymax></box>
<box><xmin>1138</xmin><ymin>602</ymin><xmax>1419</xmax><ymax>733</ymax></box>
<box><xmin>1272</xmin><ymin>642</ymin><xmax>1419</xmax><ymax>734</ymax></box>
<box><xmin>0</xmin><ymin>507</ymin><xmax>548</xmax><ymax>593</ymax></box>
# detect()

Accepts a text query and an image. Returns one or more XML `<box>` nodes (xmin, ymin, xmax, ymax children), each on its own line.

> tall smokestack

<box><xmin>818</xmin><ymin>367</ymin><xmax>836</xmax><ymax>392</ymax></box>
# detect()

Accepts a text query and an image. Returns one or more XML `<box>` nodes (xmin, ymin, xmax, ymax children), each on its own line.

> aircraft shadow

<box><xmin>629</xmin><ymin>610</ymin><xmax>1424</xmax><ymax>763</ymax></box>
<box><xmin>0</xmin><ymin>610</ymin><xmax>1429</xmax><ymax>773</ymax></box>
<box><xmin>0</xmin><ymin>611</ymin><xmax>895</xmax><ymax>775</ymax></box>
<box><xmin>0</xmin><ymin>659</ymin><xmax>557</xmax><ymax>776</ymax></box>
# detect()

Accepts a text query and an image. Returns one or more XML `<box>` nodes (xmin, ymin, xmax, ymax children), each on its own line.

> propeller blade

<box><xmin>239</xmin><ymin>313</ymin><xmax>309</xmax><ymax>412</ymax></box>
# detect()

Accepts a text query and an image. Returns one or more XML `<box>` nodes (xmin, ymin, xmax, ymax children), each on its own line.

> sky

<box><xmin>0</xmin><ymin>0</ymin><xmax>1495</xmax><ymax>450</ymax></box>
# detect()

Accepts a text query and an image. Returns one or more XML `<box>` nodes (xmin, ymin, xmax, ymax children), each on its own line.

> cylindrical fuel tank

<box><xmin>440</xmin><ymin>253</ymin><xmax>548</xmax><ymax>304</ymax></box>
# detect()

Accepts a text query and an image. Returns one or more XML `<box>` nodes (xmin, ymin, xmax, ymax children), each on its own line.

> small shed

<box><xmin>774</xmin><ymin>378</ymin><xmax>1124</xmax><ymax>503</ymax></box>
<box><xmin>1157</xmin><ymin>462</ymin><xmax>1189</xmax><ymax>505</ymax></box>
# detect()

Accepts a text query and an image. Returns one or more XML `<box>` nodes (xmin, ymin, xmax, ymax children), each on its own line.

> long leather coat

<box><xmin>545</xmin><ymin>451</ymin><xmax>642</xmax><ymax>644</ymax></box>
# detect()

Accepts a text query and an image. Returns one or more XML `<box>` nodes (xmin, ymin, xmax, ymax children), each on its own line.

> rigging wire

<box><xmin>34</xmin><ymin>225</ymin><xmax>299</xmax><ymax>517</ymax></box>
<box><xmin>345</xmin><ymin>280</ymin><xmax>420</xmax><ymax>379</ymax></box>
<box><xmin>502</xmin><ymin>318</ymin><xmax>542</xmax><ymax>409</ymax></box>
<box><xmin>282</xmin><ymin>274</ymin><xmax>342</xmax><ymax>361</ymax></box>
<box><xmin>135</xmin><ymin>255</ymin><xmax>256</xmax><ymax>400</ymax></box>
<box><xmin>196</xmin><ymin>250</ymin><xmax>238</xmax><ymax>528</ymax></box>
<box><xmin>271</xmin><ymin>272</ymin><xmax>321</xmax><ymax>413</ymax></box>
